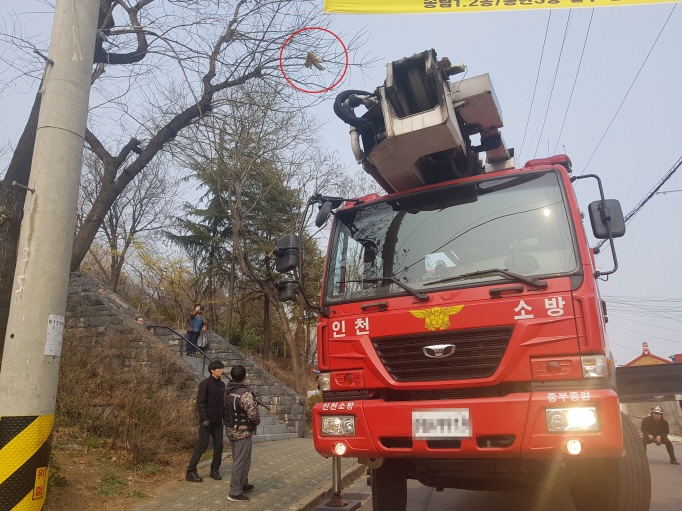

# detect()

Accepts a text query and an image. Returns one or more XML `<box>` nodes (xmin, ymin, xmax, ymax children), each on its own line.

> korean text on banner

<box><xmin>323</xmin><ymin>0</ymin><xmax>677</xmax><ymax>15</ymax></box>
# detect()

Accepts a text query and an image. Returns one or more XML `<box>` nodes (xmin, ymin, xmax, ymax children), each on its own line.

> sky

<box><xmin>1</xmin><ymin>1</ymin><xmax>681</xmax><ymax>364</ymax></box>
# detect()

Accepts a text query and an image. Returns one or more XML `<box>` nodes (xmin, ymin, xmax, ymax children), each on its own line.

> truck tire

<box><xmin>371</xmin><ymin>459</ymin><xmax>407</xmax><ymax>511</ymax></box>
<box><xmin>567</xmin><ymin>412</ymin><xmax>651</xmax><ymax>511</ymax></box>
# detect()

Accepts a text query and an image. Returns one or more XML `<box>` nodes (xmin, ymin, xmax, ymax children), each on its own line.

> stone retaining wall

<box><xmin>66</xmin><ymin>272</ymin><xmax>305</xmax><ymax>436</ymax></box>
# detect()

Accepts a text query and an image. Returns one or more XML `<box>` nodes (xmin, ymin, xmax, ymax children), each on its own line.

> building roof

<box><xmin>623</xmin><ymin>342</ymin><xmax>672</xmax><ymax>367</ymax></box>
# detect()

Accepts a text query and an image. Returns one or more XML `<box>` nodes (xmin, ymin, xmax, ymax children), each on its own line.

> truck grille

<box><xmin>371</xmin><ymin>327</ymin><xmax>514</xmax><ymax>382</ymax></box>
<box><xmin>383</xmin><ymin>382</ymin><xmax>530</xmax><ymax>401</ymax></box>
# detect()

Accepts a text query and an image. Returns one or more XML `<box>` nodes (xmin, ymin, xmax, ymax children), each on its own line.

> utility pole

<box><xmin>0</xmin><ymin>1</ymin><xmax>99</xmax><ymax>508</ymax></box>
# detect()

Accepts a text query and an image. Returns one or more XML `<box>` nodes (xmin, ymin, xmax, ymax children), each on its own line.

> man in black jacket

<box><xmin>641</xmin><ymin>406</ymin><xmax>679</xmax><ymax>465</ymax></box>
<box><xmin>186</xmin><ymin>360</ymin><xmax>226</xmax><ymax>482</ymax></box>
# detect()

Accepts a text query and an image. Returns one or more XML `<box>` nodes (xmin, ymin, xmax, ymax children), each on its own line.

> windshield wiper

<box><xmin>343</xmin><ymin>277</ymin><xmax>429</xmax><ymax>301</ymax></box>
<box><xmin>423</xmin><ymin>268</ymin><xmax>547</xmax><ymax>289</ymax></box>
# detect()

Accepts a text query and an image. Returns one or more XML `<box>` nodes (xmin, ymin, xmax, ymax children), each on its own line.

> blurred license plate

<box><xmin>412</xmin><ymin>409</ymin><xmax>470</xmax><ymax>438</ymax></box>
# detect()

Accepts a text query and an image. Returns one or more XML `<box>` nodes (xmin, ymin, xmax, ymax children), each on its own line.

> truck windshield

<box><xmin>324</xmin><ymin>171</ymin><xmax>578</xmax><ymax>304</ymax></box>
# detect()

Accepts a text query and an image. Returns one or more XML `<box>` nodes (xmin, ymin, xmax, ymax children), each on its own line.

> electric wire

<box><xmin>553</xmin><ymin>9</ymin><xmax>594</xmax><ymax>154</ymax></box>
<box><xmin>593</xmin><ymin>153</ymin><xmax>682</xmax><ymax>254</ymax></box>
<box><xmin>609</xmin><ymin>314</ymin><xmax>682</xmax><ymax>335</ymax></box>
<box><xmin>604</xmin><ymin>294</ymin><xmax>682</xmax><ymax>303</ymax></box>
<box><xmin>518</xmin><ymin>11</ymin><xmax>552</xmax><ymax>162</ymax></box>
<box><xmin>609</xmin><ymin>322</ymin><xmax>682</xmax><ymax>345</ymax></box>
<box><xmin>602</xmin><ymin>295</ymin><xmax>682</xmax><ymax>323</ymax></box>
<box><xmin>580</xmin><ymin>4</ymin><xmax>677</xmax><ymax>175</ymax></box>
<box><xmin>532</xmin><ymin>10</ymin><xmax>573</xmax><ymax>159</ymax></box>
<box><xmin>609</xmin><ymin>341</ymin><xmax>641</xmax><ymax>354</ymax></box>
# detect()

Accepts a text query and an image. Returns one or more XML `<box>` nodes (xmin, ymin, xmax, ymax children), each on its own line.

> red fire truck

<box><xmin>275</xmin><ymin>50</ymin><xmax>650</xmax><ymax>511</ymax></box>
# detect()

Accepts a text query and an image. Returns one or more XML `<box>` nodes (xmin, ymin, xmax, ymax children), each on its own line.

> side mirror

<box><xmin>275</xmin><ymin>280</ymin><xmax>296</xmax><ymax>302</ymax></box>
<box><xmin>588</xmin><ymin>199</ymin><xmax>626</xmax><ymax>239</ymax></box>
<box><xmin>274</xmin><ymin>234</ymin><xmax>299</xmax><ymax>273</ymax></box>
<box><xmin>315</xmin><ymin>201</ymin><xmax>334</xmax><ymax>228</ymax></box>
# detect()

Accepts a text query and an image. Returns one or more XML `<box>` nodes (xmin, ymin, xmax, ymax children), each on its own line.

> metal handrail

<box><xmin>147</xmin><ymin>324</ymin><xmax>271</xmax><ymax>410</ymax></box>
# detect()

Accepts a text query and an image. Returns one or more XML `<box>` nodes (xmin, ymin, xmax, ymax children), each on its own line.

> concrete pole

<box><xmin>0</xmin><ymin>0</ymin><xmax>99</xmax><ymax>508</ymax></box>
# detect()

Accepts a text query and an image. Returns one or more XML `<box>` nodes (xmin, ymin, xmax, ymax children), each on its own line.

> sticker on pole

<box><xmin>44</xmin><ymin>314</ymin><xmax>65</xmax><ymax>356</ymax></box>
<box><xmin>33</xmin><ymin>466</ymin><xmax>47</xmax><ymax>500</ymax></box>
<box><xmin>323</xmin><ymin>0</ymin><xmax>677</xmax><ymax>14</ymax></box>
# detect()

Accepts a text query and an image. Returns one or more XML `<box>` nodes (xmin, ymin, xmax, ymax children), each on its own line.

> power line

<box><xmin>595</xmin><ymin>154</ymin><xmax>682</xmax><ymax>251</ymax></box>
<box><xmin>609</xmin><ymin>322</ymin><xmax>682</xmax><ymax>345</ymax></box>
<box><xmin>518</xmin><ymin>11</ymin><xmax>552</xmax><ymax>162</ymax></box>
<box><xmin>604</xmin><ymin>294</ymin><xmax>682</xmax><ymax>302</ymax></box>
<box><xmin>609</xmin><ymin>314</ymin><xmax>682</xmax><ymax>335</ymax></box>
<box><xmin>609</xmin><ymin>340</ymin><xmax>641</xmax><ymax>354</ymax></box>
<box><xmin>581</xmin><ymin>4</ymin><xmax>677</xmax><ymax>174</ymax></box>
<box><xmin>554</xmin><ymin>9</ymin><xmax>594</xmax><ymax>154</ymax></box>
<box><xmin>532</xmin><ymin>10</ymin><xmax>573</xmax><ymax>159</ymax></box>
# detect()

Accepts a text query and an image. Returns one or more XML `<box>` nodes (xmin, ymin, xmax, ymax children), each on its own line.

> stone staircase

<box><xmin>66</xmin><ymin>272</ymin><xmax>306</xmax><ymax>443</ymax></box>
<box><xmin>254</xmin><ymin>408</ymin><xmax>299</xmax><ymax>444</ymax></box>
<box><xmin>177</xmin><ymin>331</ymin><xmax>306</xmax><ymax>442</ymax></box>
<box><xmin>181</xmin><ymin>354</ymin><xmax>299</xmax><ymax>443</ymax></box>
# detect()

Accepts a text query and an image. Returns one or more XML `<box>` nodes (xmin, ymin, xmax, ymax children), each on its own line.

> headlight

<box><xmin>319</xmin><ymin>372</ymin><xmax>331</xmax><ymax>391</ymax></box>
<box><xmin>581</xmin><ymin>355</ymin><xmax>607</xmax><ymax>378</ymax></box>
<box><xmin>321</xmin><ymin>415</ymin><xmax>356</xmax><ymax>436</ymax></box>
<box><xmin>546</xmin><ymin>407</ymin><xmax>598</xmax><ymax>432</ymax></box>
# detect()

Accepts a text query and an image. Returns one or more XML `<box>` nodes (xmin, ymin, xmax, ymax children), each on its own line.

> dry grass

<box><xmin>56</xmin><ymin>333</ymin><xmax>197</xmax><ymax>464</ymax></box>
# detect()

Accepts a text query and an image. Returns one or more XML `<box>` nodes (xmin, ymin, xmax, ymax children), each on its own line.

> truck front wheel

<box><xmin>566</xmin><ymin>412</ymin><xmax>651</xmax><ymax>511</ymax></box>
<box><xmin>371</xmin><ymin>459</ymin><xmax>407</xmax><ymax>511</ymax></box>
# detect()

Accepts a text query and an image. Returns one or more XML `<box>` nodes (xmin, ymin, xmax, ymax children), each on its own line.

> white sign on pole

<box><xmin>44</xmin><ymin>314</ymin><xmax>65</xmax><ymax>356</ymax></box>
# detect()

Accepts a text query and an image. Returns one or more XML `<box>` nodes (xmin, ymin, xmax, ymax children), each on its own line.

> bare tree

<box><xmin>79</xmin><ymin>153</ymin><xmax>178</xmax><ymax>291</ymax></box>
<box><xmin>0</xmin><ymin>0</ymin><xmax>371</xmax><ymax>351</ymax></box>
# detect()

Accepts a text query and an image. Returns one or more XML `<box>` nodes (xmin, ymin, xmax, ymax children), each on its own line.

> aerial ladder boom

<box><xmin>334</xmin><ymin>49</ymin><xmax>514</xmax><ymax>192</ymax></box>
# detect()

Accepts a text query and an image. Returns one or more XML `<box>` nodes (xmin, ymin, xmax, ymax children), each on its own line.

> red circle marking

<box><xmin>279</xmin><ymin>27</ymin><xmax>349</xmax><ymax>95</ymax></box>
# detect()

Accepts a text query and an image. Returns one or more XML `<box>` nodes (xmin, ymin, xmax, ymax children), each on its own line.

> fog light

<box><xmin>546</xmin><ymin>407</ymin><xmax>598</xmax><ymax>432</ymax></box>
<box><xmin>333</xmin><ymin>442</ymin><xmax>347</xmax><ymax>456</ymax></box>
<box><xmin>581</xmin><ymin>355</ymin><xmax>607</xmax><ymax>378</ymax></box>
<box><xmin>321</xmin><ymin>416</ymin><xmax>356</xmax><ymax>436</ymax></box>
<box><xmin>319</xmin><ymin>372</ymin><xmax>331</xmax><ymax>391</ymax></box>
<box><xmin>566</xmin><ymin>439</ymin><xmax>582</xmax><ymax>455</ymax></box>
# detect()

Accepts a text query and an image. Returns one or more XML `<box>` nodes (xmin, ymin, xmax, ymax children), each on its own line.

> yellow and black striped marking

<box><xmin>0</xmin><ymin>415</ymin><xmax>53</xmax><ymax>511</ymax></box>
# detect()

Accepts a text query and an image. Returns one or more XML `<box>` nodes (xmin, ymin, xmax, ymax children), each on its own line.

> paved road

<box><xmin>352</xmin><ymin>445</ymin><xmax>682</xmax><ymax>511</ymax></box>
<box><xmin>129</xmin><ymin>438</ymin><xmax>359</xmax><ymax>511</ymax></box>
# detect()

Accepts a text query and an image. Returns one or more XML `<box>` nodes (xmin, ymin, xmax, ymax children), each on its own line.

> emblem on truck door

<box><xmin>410</xmin><ymin>306</ymin><xmax>464</xmax><ymax>331</ymax></box>
<box><xmin>423</xmin><ymin>344</ymin><xmax>456</xmax><ymax>359</ymax></box>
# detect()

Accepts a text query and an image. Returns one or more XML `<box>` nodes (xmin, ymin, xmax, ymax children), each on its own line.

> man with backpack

<box><xmin>224</xmin><ymin>365</ymin><xmax>261</xmax><ymax>502</ymax></box>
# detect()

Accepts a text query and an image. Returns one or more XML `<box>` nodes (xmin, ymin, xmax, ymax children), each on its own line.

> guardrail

<box><xmin>147</xmin><ymin>325</ymin><xmax>270</xmax><ymax>410</ymax></box>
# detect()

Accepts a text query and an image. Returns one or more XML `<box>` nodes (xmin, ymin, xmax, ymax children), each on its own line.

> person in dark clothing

<box><xmin>641</xmin><ymin>406</ymin><xmax>679</xmax><ymax>465</ymax></box>
<box><xmin>186</xmin><ymin>360</ymin><xmax>226</xmax><ymax>482</ymax></box>
<box><xmin>224</xmin><ymin>365</ymin><xmax>261</xmax><ymax>502</ymax></box>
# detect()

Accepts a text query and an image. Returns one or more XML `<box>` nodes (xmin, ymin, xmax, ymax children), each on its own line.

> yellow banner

<box><xmin>324</xmin><ymin>0</ymin><xmax>677</xmax><ymax>14</ymax></box>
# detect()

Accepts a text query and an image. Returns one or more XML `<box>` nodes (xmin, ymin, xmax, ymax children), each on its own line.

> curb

<box><xmin>290</xmin><ymin>461</ymin><xmax>367</xmax><ymax>511</ymax></box>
